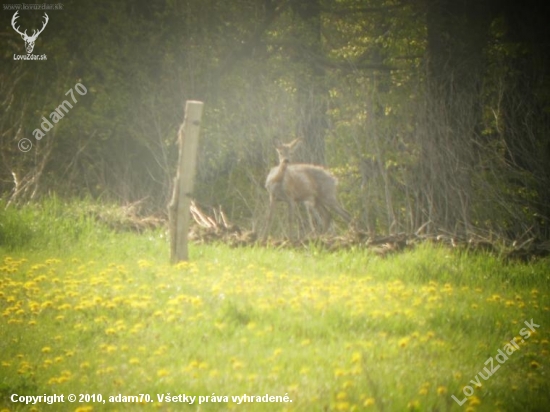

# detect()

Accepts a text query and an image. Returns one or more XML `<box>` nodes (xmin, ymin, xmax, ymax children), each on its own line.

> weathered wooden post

<box><xmin>168</xmin><ymin>100</ymin><xmax>204</xmax><ymax>263</ymax></box>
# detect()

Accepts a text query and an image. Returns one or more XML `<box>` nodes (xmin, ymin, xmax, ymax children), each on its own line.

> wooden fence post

<box><xmin>168</xmin><ymin>100</ymin><xmax>204</xmax><ymax>263</ymax></box>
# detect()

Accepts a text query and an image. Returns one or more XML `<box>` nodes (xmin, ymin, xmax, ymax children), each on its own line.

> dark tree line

<box><xmin>1</xmin><ymin>0</ymin><xmax>549</xmax><ymax>239</ymax></box>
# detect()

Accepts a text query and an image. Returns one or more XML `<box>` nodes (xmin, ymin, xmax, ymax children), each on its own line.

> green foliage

<box><xmin>0</xmin><ymin>197</ymin><xmax>166</xmax><ymax>259</ymax></box>
<box><xmin>1</xmin><ymin>0</ymin><xmax>549</xmax><ymax>238</ymax></box>
<box><xmin>0</xmin><ymin>197</ymin><xmax>95</xmax><ymax>251</ymax></box>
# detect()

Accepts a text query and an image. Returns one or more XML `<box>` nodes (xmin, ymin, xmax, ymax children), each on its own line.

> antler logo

<box><xmin>11</xmin><ymin>11</ymin><xmax>49</xmax><ymax>54</ymax></box>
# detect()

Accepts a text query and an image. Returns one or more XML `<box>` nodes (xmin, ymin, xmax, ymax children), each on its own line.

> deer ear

<box><xmin>289</xmin><ymin>138</ymin><xmax>303</xmax><ymax>149</ymax></box>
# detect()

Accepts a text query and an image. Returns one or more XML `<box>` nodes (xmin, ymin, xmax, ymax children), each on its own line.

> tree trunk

<box><xmin>422</xmin><ymin>0</ymin><xmax>493</xmax><ymax>234</ymax></box>
<box><xmin>290</xmin><ymin>0</ymin><xmax>327</xmax><ymax>165</ymax></box>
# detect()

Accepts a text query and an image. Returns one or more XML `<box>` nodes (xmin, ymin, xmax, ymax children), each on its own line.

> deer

<box><xmin>264</xmin><ymin>138</ymin><xmax>351</xmax><ymax>239</ymax></box>
<box><xmin>11</xmin><ymin>11</ymin><xmax>49</xmax><ymax>54</ymax></box>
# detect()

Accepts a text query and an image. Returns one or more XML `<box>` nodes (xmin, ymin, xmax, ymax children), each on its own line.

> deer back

<box><xmin>266</xmin><ymin>163</ymin><xmax>338</xmax><ymax>204</ymax></box>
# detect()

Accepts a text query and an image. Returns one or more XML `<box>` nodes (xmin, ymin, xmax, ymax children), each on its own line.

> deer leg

<box><xmin>264</xmin><ymin>196</ymin><xmax>276</xmax><ymax>240</ymax></box>
<box><xmin>288</xmin><ymin>200</ymin><xmax>296</xmax><ymax>240</ymax></box>
<box><xmin>326</xmin><ymin>198</ymin><xmax>352</xmax><ymax>223</ymax></box>
<box><xmin>315</xmin><ymin>203</ymin><xmax>332</xmax><ymax>233</ymax></box>
<box><xmin>304</xmin><ymin>201</ymin><xmax>317</xmax><ymax>236</ymax></box>
<box><xmin>310</xmin><ymin>206</ymin><xmax>324</xmax><ymax>233</ymax></box>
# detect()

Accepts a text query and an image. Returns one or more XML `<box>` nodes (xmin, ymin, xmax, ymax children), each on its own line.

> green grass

<box><xmin>0</xmin><ymin>199</ymin><xmax>549</xmax><ymax>411</ymax></box>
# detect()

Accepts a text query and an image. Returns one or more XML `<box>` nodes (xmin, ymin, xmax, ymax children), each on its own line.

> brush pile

<box><xmin>187</xmin><ymin>202</ymin><xmax>550</xmax><ymax>261</ymax></box>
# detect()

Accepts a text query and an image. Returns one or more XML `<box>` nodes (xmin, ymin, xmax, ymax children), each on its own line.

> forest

<box><xmin>2</xmin><ymin>0</ymin><xmax>550</xmax><ymax>241</ymax></box>
<box><xmin>2</xmin><ymin>2</ymin><xmax>550</xmax><ymax>410</ymax></box>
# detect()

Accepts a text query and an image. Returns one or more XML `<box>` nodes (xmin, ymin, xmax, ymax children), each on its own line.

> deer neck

<box><xmin>272</xmin><ymin>158</ymin><xmax>289</xmax><ymax>183</ymax></box>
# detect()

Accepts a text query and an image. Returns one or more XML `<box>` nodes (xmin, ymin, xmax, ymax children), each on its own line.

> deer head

<box><xmin>11</xmin><ymin>11</ymin><xmax>49</xmax><ymax>54</ymax></box>
<box><xmin>274</xmin><ymin>138</ymin><xmax>302</xmax><ymax>164</ymax></box>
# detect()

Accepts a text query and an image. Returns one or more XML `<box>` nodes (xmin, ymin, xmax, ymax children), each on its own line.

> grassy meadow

<box><xmin>0</xmin><ymin>200</ymin><xmax>549</xmax><ymax>411</ymax></box>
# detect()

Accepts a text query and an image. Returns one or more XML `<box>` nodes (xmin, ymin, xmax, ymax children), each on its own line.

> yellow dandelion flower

<box><xmin>363</xmin><ymin>397</ymin><xmax>375</xmax><ymax>407</ymax></box>
<box><xmin>138</xmin><ymin>259</ymin><xmax>153</xmax><ymax>268</ymax></box>
<box><xmin>105</xmin><ymin>345</ymin><xmax>117</xmax><ymax>354</ymax></box>
<box><xmin>185</xmin><ymin>360</ymin><xmax>199</xmax><ymax>370</ymax></box>
<box><xmin>214</xmin><ymin>322</ymin><xmax>226</xmax><ymax>331</ymax></box>
<box><xmin>469</xmin><ymin>396</ymin><xmax>481</xmax><ymax>406</ymax></box>
<box><xmin>7</xmin><ymin>319</ymin><xmax>22</xmax><ymax>325</ymax></box>
<box><xmin>232</xmin><ymin>360</ymin><xmax>244</xmax><ymax>370</ymax></box>
<box><xmin>41</xmin><ymin>346</ymin><xmax>52</xmax><ymax>353</ymax></box>
<box><xmin>334</xmin><ymin>368</ymin><xmax>346</xmax><ymax>377</ymax></box>
<box><xmin>157</xmin><ymin>369</ymin><xmax>170</xmax><ymax>377</ymax></box>
<box><xmin>398</xmin><ymin>337</ymin><xmax>410</xmax><ymax>348</ymax></box>
<box><xmin>175</xmin><ymin>261</ymin><xmax>190</xmax><ymax>270</ymax></box>
<box><xmin>407</xmin><ymin>400</ymin><xmax>420</xmax><ymax>410</ymax></box>
<box><xmin>437</xmin><ymin>386</ymin><xmax>447</xmax><ymax>395</ymax></box>
<box><xmin>530</xmin><ymin>361</ymin><xmax>540</xmax><ymax>369</ymax></box>
<box><xmin>342</xmin><ymin>380</ymin><xmax>354</xmax><ymax>389</ymax></box>
<box><xmin>418</xmin><ymin>388</ymin><xmax>428</xmax><ymax>395</ymax></box>
<box><xmin>335</xmin><ymin>401</ymin><xmax>350</xmax><ymax>411</ymax></box>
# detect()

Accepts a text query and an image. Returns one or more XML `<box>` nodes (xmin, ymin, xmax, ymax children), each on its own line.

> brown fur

<box><xmin>264</xmin><ymin>139</ymin><xmax>351</xmax><ymax>239</ymax></box>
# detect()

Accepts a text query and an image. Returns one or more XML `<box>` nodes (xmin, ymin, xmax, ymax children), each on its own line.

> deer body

<box><xmin>264</xmin><ymin>139</ymin><xmax>351</xmax><ymax>239</ymax></box>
